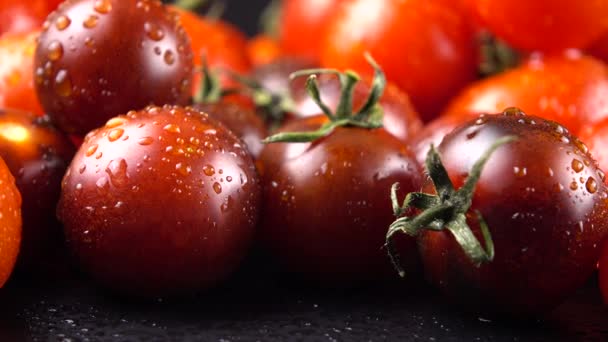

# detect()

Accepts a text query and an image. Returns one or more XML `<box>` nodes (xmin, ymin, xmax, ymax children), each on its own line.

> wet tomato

<box><xmin>0</xmin><ymin>109</ymin><xmax>74</xmax><ymax>271</ymax></box>
<box><xmin>0</xmin><ymin>156</ymin><xmax>21</xmax><ymax>288</ymax></box>
<box><xmin>58</xmin><ymin>105</ymin><xmax>261</xmax><ymax>297</ymax></box>
<box><xmin>34</xmin><ymin>0</ymin><xmax>193</xmax><ymax>134</ymax></box>
<box><xmin>579</xmin><ymin>120</ymin><xmax>608</xmax><ymax>184</ymax></box>
<box><xmin>473</xmin><ymin>0</ymin><xmax>608</xmax><ymax>52</ymax></box>
<box><xmin>442</xmin><ymin>52</ymin><xmax>608</xmax><ymax>135</ymax></box>
<box><xmin>0</xmin><ymin>31</ymin><xmax>44</xmax><ymax>115</ymax></box>
<box><xmin>392</xmin><ymin>109</ymin><xmax>608</xmax><ymax>316</ymax></box>
<box><xmin>320</xmin><ymin>0</ymin><xmax>477</xmax><ymax>121</ymax></box>
<box><xmin>171</xmin><ymin>6</ymin><xmax>251</xmax><ymax>94</ymax></box>
<box><xmin>278</xmin><ymin>0</ymin><xmax>344</xmax><ymax>62</ymax></box>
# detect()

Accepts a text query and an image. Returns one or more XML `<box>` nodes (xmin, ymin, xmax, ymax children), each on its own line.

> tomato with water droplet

<box><xmin>58</xmin><ymin>105</ymin><xmax>261</xmax><ymax>297</ymax></box>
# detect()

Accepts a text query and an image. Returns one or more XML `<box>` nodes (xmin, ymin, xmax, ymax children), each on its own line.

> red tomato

<box><xmin>320</xmin><ymin>0</ymin><xmax>477</xmax><ymax>121</ymax></box>
<box><xmin>600</xmin><ymin>242</ymin><xmax>608</xmax><ymax>305</ymax></box>
<box><xmin>58</xmin><ymin>106</ymin><xmax>261</xmax><ymax>297</ymax></box>
<box><xmin>579</xmin><ymin>120</ymin><xmax>608</xmax><ymax>184</ymax></box>
<box><xmin>0</xmin><ymin>0</ymin><xmax>47</xmax><ymax>36</ymax></box>
<box><xmin>0</xmin><ymin>31</ymin><xmax>44</xmax><ymax>115</ymax></box>
<box><xmin>391</xmin><ymin>109</ymin><xmax>608</xmax><ymax>316</ymax></box>
<box><xmin>0</xmin><ymin>110</ymin><xmax>74</xmax><ymax>271</ymax></box>
<box><xmin>247</xmin><ymin>34</ymin><xmax>282</xmax><ymax>67</ymax></box>
<box><xmin>34</xmin><ymin>0</ymin><xmax>194</xmax><ymax>134</ymax></box>
<box><xmin>588</xmin><ymin>32</ymin><xmax>608</xmax><ymax>65</ymax></box>
<box><xmin>473</xmin><ymin>0</ymin><xmax>608</xmax><ymax>52</ymax></box>
<box><xmin>443</xmin><ymin>52</ymin><xmax>608</xmax><ymax>135</ymax></box>
<box><xmin>278</xmin><ymin>0</ymin><xmax>344</xmax><ymax>62</ymax></box>
<box><xmin>172</xmin><ymin>6</ymin><xmax>251</xmax><ymax>95</ymax></box>
<box><xmin>0</xmin><ymin>156</ymin><xmax>21</xmax><ymax>288</ymax></box>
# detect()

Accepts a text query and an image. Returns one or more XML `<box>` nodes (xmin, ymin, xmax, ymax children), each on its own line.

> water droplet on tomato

<box><xmin>203</xmin><ymin>165</ymin><xmax>215</xmax><ymax>176</ymax></box>
<box><xmin>54</xmin><ymin>70</ymin><xmax>72</xmax><ymax>97</ymax></box>
<box><xmin>586</xmin><ymin>177</ymin><xmax>598</xmax><ymax>194</ymax></box>
<box><xmin>79</xmin><ymin>164</ymin><xmax>86</xmax><ymax>174</ymax></box>
<box><xmin>213</xmin><ymin>182</ymin><xmax>222</xmax><ymax>194</ymax></box>
<box><xmin>93</xmin><ymin>0</ymin><xmax>112</xmax><ymax>14</ymax></box>
<box><xmin>85</xmin><ymin>144</ymin><xmax>98</xmax><ymax>157</ymax></box>
<box><xmin>144</xmin><ymin>22</ymin><xmax>164</xmax><ymax>41</ymax></box>
<box><xmin>55</xmin><ymin>15</ymin><xmax>71</xmax><ymax>31</ymax></box>
<box><xmin>105</xmin><ymin>159</ymin><xmax>129</xmax><ymax>187</ymax></box>
<box><xmin>96</xmin><ymin>176</ymin><xmax>109</xmax><ymax>194</ymax></box>
<box><xmin>571</xmin><ymin>159</ymin><xmax>584</xmax><ymax>173</ymax></box>
<box><xmin>570</xmin><ymin>181</ymin><xmax>578</xmax><ymax>191</ymax></box>
<box><xmin>175</xmin><ymin>163</ymin><xmax>191</xmax><ymax>176</ymax></box>
<box><xmin>83</xmin><ymin>15</ymin><xmax>99</xmax><ymax>29</ymax></box>
<box><xmin>105</xmin><ymin>117</ymin><xmax>127</xmax><ymax>128</ymax></box>
<box><xmin>164</xmin><ymin>50</ymin><xmax>175</xmax><ymax>65</ymax></box>
<box><xmin>107</xmin><ymin>128</ymin><xmax>124</xmax><ymax>142</ymax></box>
<box><xmin>513</xmin><ymin>166</ymin><xmax>527</xmax><ymax>177</ymax></box>
<box><xmin>47</xmin><ymin>41</ymin><xmax>63</xmax><ymax>61</ymax></box>
<box><xmin>154</xmin><ymin>46</ymin><xmax>161</xmax><ymax>55</ymax></box>
<box><xmin>226</xmin><ymin>176</ymin><xmax>233</xmax><ymax>182</ymax></box>
<box><xmin>163</xmin><ymin>124</ymin><xmax>180</xmax><ymax>133</ymax></box>
<box><xmin>138</xmin><ymin>136</ymin><xmax>154</xmax><ymax>145</ymax></box>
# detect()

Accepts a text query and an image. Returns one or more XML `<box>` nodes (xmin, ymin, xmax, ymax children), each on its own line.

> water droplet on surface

<box><xmin>105</xmin><ymin>117</ymin><xmax>127</xmax><ymax>128</ymax></box>
<box><xmin>47</xmin><ymin>41</ymin><xmax>63</xmax><ymax>61</ymax></box>
<box><xmin>571</xmin><ymin>159</ymin><xmax>584</xmax><ymax>173</ymax></box>
<box><xmin>513</xmin><ymin>166</ymin><xmax>527</xmax><ymax>177</ymax></box>
<box><xmin>175</xmin><ymin>163</ymin><xmax>191</xmax><ymax>176</ymax></box>
<box><xmin>154</xmin><ymin>46</ymin><xmax>161</xmax><ymax>55</ymax></box>
<box><xmin>144</xmin><ymin>22</ymin><xmax>164</xmax><ymax>41</ymax></box>
<box><xmin>83</xmin><ymin>15</ymin><xmax>99</xmax><ymax>29</ymax></box>
<box><xmin>105</xmin><ymin>159</ymin><xmax>129</xmax><ymax>187</ymax></box>
<box><xmin>55</xmin><ymin>15</ymin><xmax>71</xmax><ymax>30</ymax></box>
<box><xmin>164</xmin><ymin>50</ymin><xmax>175</xmax><ymax>65</ymax></box>
<box><xmin>96</xmin><ymin>176</ymin><xmax>109</xmax><ymax>193</ymax></box>
<box><xmin>86</xmin><ymin>144</ymin><xmax>98</xmax><ymax>157</ymax></box>
<box><xmin>213</xmin><ymin>182</ymin><xmax>222</xmax><ymax>194</ymax></box>
<box><xmin>570</xmin><ymin>181</ymin><xmax>578</xmax><ymax>191</ymax></box>
<box><xmin>54</xmin><ymin>69</ymin><xmax>72</xmax><ymax>97</ymax></box>
<box><xmin>94</xmin><ymin>0</ymin><xmax>112</xmax><ymax>14</ymax></box>
<box><xmin>138</xmin><ymin>136</ymin><xmax>154</xmax><ymax>145</ymax></box>
<box><xmin>79</xmin><ymin>164</ymin><xmax>86</xmax><ymax>174</ymax></box>
<box><xmin>107</xmin><ymin>128</ymin><xmax>124</xmax><ymax>141</ymax></box>
<box><xmin>203</xmin><ymin>165</ymin><xmax>215</xmax><ymax>176</ymax></box>
<box><xmin>163</xmin><ymin>124</ymin><xmax>180</xmax><ymax>133</ymax></box>
<box><xmin>226</xmin><ymin>176</ymin><xmax>233</xmax><ymax>182</ymax></box>
<box><xmin>75</xmin><ymin>183</ymin><xmax>83</xmax><ymax>191</ymax></box>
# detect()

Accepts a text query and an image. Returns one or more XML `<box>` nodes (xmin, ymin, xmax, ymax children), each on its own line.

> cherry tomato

<box><xmin>193</xmin><ymin>102</ymin><xmax>267</xmax><ymax>159</ymax></box>
<box><xmin>411</xmin><ymin>109</ymin><xmax>608</xmax><ymax>316</ymax></box>
<box><xmin>58</xmin><ymin>105</ymin><xmax>260</xmax><ymax>297</ymax></box>
<box><xmin>171</xmin><ymin>6</ymin><xmax>251</xmax><ymax>95</ymax></box>
<box><xmin>443</xmin><ymin>52</ymin><xmax>608</xmax><ymax>135</ymax></box>
<box><xmin>259</xmin><ymin>116</ymin><xmax>423</xmax><ymax>284</ymax></box>
<box><xmin>320</xmin><ymin>0</ymin><xmax>477</xmax><ymax>121</ymax></box>
<box><xmin>34</xmin><ymin>0</ymin><xmax>193</xmax><ymax>134</ymax></box>
<box><xmin>247</xmin><ymin>34</ymin><xmax>282</xmax><ymax>67</ymax></box>
<box><xmin>473</xmin><ymin>0</ymin><xmax>608</xmax><ymax>52</ymax></box>
<box><xmin>0</xmin><ymin>109</ymin><xmax>74</xmax><ymax>271</ymax></box>
<box><xmin>0</xmin><ymin>31</ymin><xmax>44</xmax><ymax>115</ymax></box>
<box><xmin>0</xmin><ymin>0</ymin><xmax>48</xmax><ymax>36</ymax></box>
<box><xmin>278</xmin><ymin>0</ymin><xmax>344</xmax><ymax>62</ymax></box>
<box><xmin>290</xmin><ymin>74</ymin><xmax>423</xmax><ymax>143</ymax></box>
<box><xmin>600</xmin><ymin>242</ymin><xmax>608</xmax><ymax>305</ymax></box>
<box><xmin>578</xmin><ymin>120</ymin><xmax>608</xmax><ymax>184</ymax></box>
<box><xmin>588</xmin><ymin>32</ymin><xmax>608</xmax><ymax>65</ymax></box>
<box><xmin>0</xmin><ymin>156</ymin><xmax>21</xmax><ymax>288</ymax></box>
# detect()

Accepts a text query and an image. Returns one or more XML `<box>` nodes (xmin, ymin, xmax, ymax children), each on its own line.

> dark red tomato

<box><xmin>443</xmin><ymin>52</ymin><xmax>608</xmax><ymax>135</ymax></box>
<box><xmin>600</xmin><ymin>242</ymin><xmax>608</xmax><ymax>304</ymax></box>
<box><xmin>0</xmin><ymin>31</ymin><xmax>44</xmax><ymax>115</ymax></box>
<box><xmin>473</xmin><ymin>0</ymin><xmax>608</xmax><ymax>52</ymax></box>
<box><xmin>193</xmin><ymin>102</ymin><xmax>267</xmax><ymax>159</ymax></box>
<box><xmin>171</xmin><ymin>6</ymin><xmax>251</xmax><ymax>95</ymax></box>
<box><xmin>0</xmin><ymin>0</ymin><xmax>48</xmax><ymax>36</ymax></box>
<box><xmin>34</xmin><ymin>0</ymin><xmax>193</xmax><ymax>134</ymax></box>
<box><xmin>588</xmin><ymin>32</ymin><xmax>608</xmax><ymax>65</ymax></box>
<box><xmin>578</xmin><ymin>120</ymin><xmax>608</xmax><ymax>184</ymax></box>
<box><xmin>58</xmin><ymin>105</ymin><xmax>260</xmax><ymax>297</ymax></box>
<box><xmin>290</xmin><ymin>74</ymin><xmax>423</xmax><ymax>143</ymax></box>
<box><xmin>247</xmin><ymin>34</ymin><xmax>282</xmax><ymax>67</ymax></box>
<box><xmin>411</xmin><ymin>111</ymin><xmax>480</xmax><ymax>166</ymax></box>
<box><xmin>0</xmin><ymin>156</ymin><xmax>22</xmax><ymax>288</ymax></box>
<box><xmin>0</xmin><ymin>109</ymin><xmax>74</xmax><ymax>271</ymax></box>
<box><xmin>320</xmin><ymin>0</ymin><xmax>477</xmax><ymax>121</ymax></box>
<box><xmin>258</xmin><ymin>115</ymin><xmax>423</xmax><ymax>284</ymax></box>
<box><xmin>278</xmin><ymin>0</ymin><xmax>344</xmax><ymax>62</ymax></box>
<box><xmin>415</xmin><ymin>110</ymin><xmax>608</xmax><ymax>316</ymax></box>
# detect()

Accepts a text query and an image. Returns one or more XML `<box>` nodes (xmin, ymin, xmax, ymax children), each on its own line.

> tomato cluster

<box><xmin>1</xmin><ymin>0</ymin><xmax>608</xmax><ymax>320</ymax></box>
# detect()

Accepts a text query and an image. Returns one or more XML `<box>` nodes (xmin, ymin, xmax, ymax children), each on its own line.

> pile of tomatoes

<box><xmin>2</xmin><ymin>0</ymin><xmax>608</xmax><ymax>320</ymax></box>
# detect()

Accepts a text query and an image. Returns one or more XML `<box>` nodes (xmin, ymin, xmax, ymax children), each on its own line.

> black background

<box><xmin>2</xmin><ymin>1</ymin><xmax>608</xmax><ymax>341</ymax></box>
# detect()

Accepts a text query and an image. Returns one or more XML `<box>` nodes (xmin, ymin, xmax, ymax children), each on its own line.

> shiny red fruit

<box><xmin>0</xmin><ymin>156</ymin><xmax>22</xmax><ymax>288</ymax></box>
<box><xmin>58</xmin><ymin>106</ymin><xmax>260</xmax><ymax>297</ymax></box>
<box><xmin>34</xmin><ymin>0</ymin><xmax>193</xmax><ymax>134</ymax></box>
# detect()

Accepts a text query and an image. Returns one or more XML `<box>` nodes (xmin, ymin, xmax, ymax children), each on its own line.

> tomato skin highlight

<box><xmin>320</xmin><ymin>0</ymin><xmax>477</xmax><ymax>121</ymax></box>
<box><xmin>443</xmin><ymin>52</ymin><xmax>608</xmax><ymax>135</ymax></box>
<box><xmin>258</xmin><ymin>116</ymin><xmax>424</xmax><ymax>284</ymax></box>
<box><xmin>418</xmin><ymin>111</ymin><xmax>608</xmax><ymax>316</ymax></box>
<box><xmin>58</xmin><ymin>106</ymin><xmax>261</xmax><ymax>297</ymax></box>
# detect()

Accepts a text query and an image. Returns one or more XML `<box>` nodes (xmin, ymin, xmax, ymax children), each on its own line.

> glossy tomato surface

<box><xmin>443</xmin><ymin>52</ymin><xmax>608</xmax><ymax>135</ymax></box>
<box><xmin>473</xmin><ymin>0</ymin><xmax>608</xmax><ymax>52</ymax></box>
<box><xmin>579</xmin><ymin>120</ymin><xmax>608</xmax><ymax>184</ymax></box>
<box><xmin>258</xmin><ymin>115</ymin><xmax>424</xmax><ymax>284</ymax></box>
<box><xmin>320</xmin><ymin>0</ymin><xmax>477</xmax><ymax>121</ymax></box>
<box><xmin>0</xmin><ymin>109</ymin><xmax>74</xmax><ymax>271</ymax></box>
<box><xmin>58</xmin><ymin>105</ymin><xmax>261</xmax><ymax>297</ymax></box>
<box><xmin>193</xmin><ymin>102</ymin><xmax>267</xmax><ymax>159</ymax></box>
<box><xmin>279</xmin><ymin>0</ymin><xmax>343</xmax><ymax>62</ymax></box>
<box><xmin>0</xmin><ymin>156</ymin><xmax>22</xmax><ymax>288</ymax></box>
<box><xmin>0</xmin><ymin>31</ymin><xmax>44</xmax><ymax>115</ymax></box>
<box><xmin>34</xmin><ymin>0</ymin><xmax>193</xmax><ymax>134</ymax></box>
<box><xmin>418</xmin><ymin>110</ymin><xmax>608</xmax><ymax>316</ymax></box>
<box><xmin>289</xmin><ymin>74</ymin><xmax>423</xmax><ymax>143</ymax></box>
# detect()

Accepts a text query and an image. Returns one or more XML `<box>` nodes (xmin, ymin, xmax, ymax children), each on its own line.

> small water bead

<box><xmin>154</xmin><ymin>46</ymin><xmax>161</xmax><ymax>55</ymax></box>
<box><xmin>213</xmin><ymin>182</ymin><xmax>222</xmax><ymax>194</ymax></box>
<box><xmin>47</xmin><ymin>41</ymin><xmax>63</xmax><ymax>61</ymax></box>
<box><xmin>83</xmin><ymin>15</ymin><xmax>99</xmax><ymax>29</ymax></box>
<box><xmin>175</xmin><ymin>163</ymin><xmax>191</xmax><ymax>176</ymax></box>
<box><xmin>570</xmin><ymin>181</ymin><xmax>578</xmax><ymax>191</ymax></box>
<box><xmin>54</xmin><ymin>70</ymin><xmax>72</xmax><ymax>97</ymax></box>
<box><xmin>138</xmin><ymin>137</ymin><xmax>154</xmax><ymax>146</ymax></box>
<box><xmin>163</xmin><ymin>124</ymin><xmax>180</xmax><ymax>133</ymax></box>
<box><xmin>96</xmin><ymin>176</ymin><xmax>109</xmax><ymax>194</ymax></box>
<box><xmin>513</xmin><ymin>166</ymin><xmax>527</xmax><ymax>177</ymax></box>
<box><xmin>571</xmin><ymin>159</ymin><xmax>584</xmax><ymax>173</ymax></box>
<box><xmin>586</xmin><ymin>177</ymin><xmax>598</xmax><ymax>194</ymax></box>
<box><xmin>107</xmin><ymin>128</ymin><xmax>124</xmax><ymax>142</ymax></box>
<box><xmin>86</xmin><ymin>144</ymin><xmax>98</xmax><ymax>157</ymax></box>
<box><xmin>164</xmin><ymin>50</ymin><xmax>175</xmax><ymax>65</ymax></box>
<box><xmin>203</xmin><ymin>165</ymin><xmax>215</xmax><ymax>176</ymax></box>
<box><xmin>144</xmin><ymin>22</ymin><xmax>164</xmax><ymax>41</ymax></box>
<box><xmin>55</xmin><ymin>15</ymin><xmax>71</xmax><ymax>31</ymax></box>
<box><xmin>93</xmin><ymin>0</ymin><xmax>112</xmax><ymax>14</ymax></box>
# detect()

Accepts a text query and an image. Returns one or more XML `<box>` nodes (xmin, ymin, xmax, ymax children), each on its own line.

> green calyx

<box><xmin>385</xmin><ymin>135</ymin><xmax>517</xmax><ymax>277</ymax></box>
<box><xmin>263</xmin><ymin>53</ymin><xmax>386</xmax><ymax>144</ymax></box>
<box><xmin>192</xmin><ymin>56</ymin><xmax>237</xmax><ymax>105</ymax></box>
<box><xmin>478</xmin><ymin>31</ymin><xmax>520</xmax><ymax>77</ymax></box>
